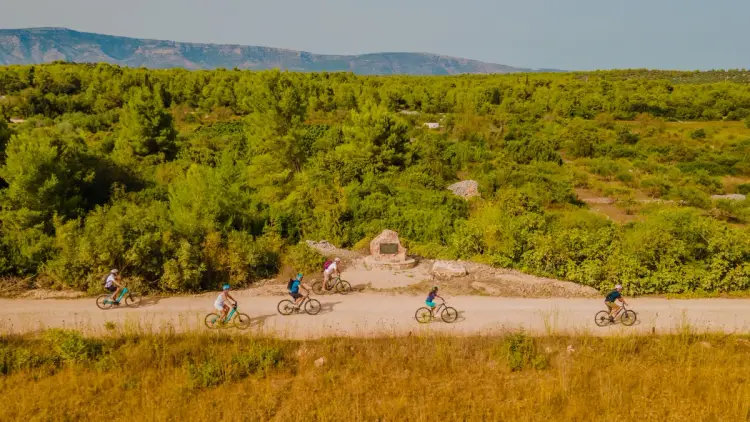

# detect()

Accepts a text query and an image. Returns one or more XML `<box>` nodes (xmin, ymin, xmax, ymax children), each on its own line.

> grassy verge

<box><xmin>2</xmin><ymin>330</ymin><xmax>750</xmax><ymax>420</ymax></box>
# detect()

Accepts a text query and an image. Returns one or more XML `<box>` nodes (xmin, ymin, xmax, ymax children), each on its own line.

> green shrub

<box><xmin>187</xmin><ymin>359</ymin><xmax>226</xmax><ymax>388</ymax></box>
<box><xmin>231</xmin><ymin>344</ymin><xmax>285</xmax><ymax>378</ymax></box>
<box><xmin>690</xmin><ymin>129</ymin><xmax>706</xmax><ymax>139</ymax></box>
<box><xmin>284</xmin><ymin>243</ymin><xmax>325</xmax><ymax>274</ymax></box>
<box><xmin>501</xmin><ymin>333</ymin><xmax>549</xmax><ymax>371</ymax></box>
<box><xmin>43</xmin><ymin>329</ymin><xmax>102</xmax><ymax>363</ymax></box>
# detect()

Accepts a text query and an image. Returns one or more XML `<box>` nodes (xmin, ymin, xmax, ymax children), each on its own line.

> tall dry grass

<box><xmin>1</xmin><ymin>328</ymin><xmax>750</xmax><ymax>421</ymax></box>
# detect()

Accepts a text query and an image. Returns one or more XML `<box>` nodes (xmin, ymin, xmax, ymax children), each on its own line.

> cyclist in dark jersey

<box><xmin>605</xmin><ymin>284</ymin><xmax>627</xmax><ymax>322</ymax></box>
<box><xmin>426</xmin><ymin>286</ymin><xmax>443</xmax><ymax>315</ymax></box>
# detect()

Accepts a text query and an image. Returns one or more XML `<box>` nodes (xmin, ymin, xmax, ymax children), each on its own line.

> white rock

<box><xmin>431</xmin><ymin>261</ymin><xmax>467</xmax><ymax>278</ymax></box>
<box><xmin>447</xmin><ymin>180</ymin><xmax>480</xmax><ymax>199</ymax></box>
<box><xmin>314</xmin><ymin>357</ymin><xmax>327</xmax><ymax>368</ymax></box>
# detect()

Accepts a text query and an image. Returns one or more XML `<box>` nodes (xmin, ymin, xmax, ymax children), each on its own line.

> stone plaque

<box><xmin>379</xmin><ymin>243</ymin><xmax>399</xmax><ymax>255</ymax></box>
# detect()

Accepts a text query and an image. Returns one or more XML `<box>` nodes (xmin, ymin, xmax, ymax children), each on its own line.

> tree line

<box><xmin>0</xmin><ymin>63</ymin><xmax>748</xmax><ymax>294</ymax></box>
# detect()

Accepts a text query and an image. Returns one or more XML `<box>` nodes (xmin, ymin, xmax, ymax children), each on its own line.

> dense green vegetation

<box><xmin>0</xmin><ymin>63</ymin><xmax>748</xmax><ymax>294</ymax></box>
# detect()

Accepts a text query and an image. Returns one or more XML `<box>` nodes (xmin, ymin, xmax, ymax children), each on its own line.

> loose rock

<box><xmin>431</xmin><ymin>261</ymin><xmax>467</xmax><ymax>278</ymax></box>
<box><xmin>447</xmin><ymin>180</ymin><xmax>480</xmax><ymax>199</ymax></box>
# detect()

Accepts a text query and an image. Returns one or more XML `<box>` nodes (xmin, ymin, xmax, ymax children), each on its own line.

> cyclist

<box><xmin>104</xmin><ymin>269</ymin><xmax>123</xmax><ymax>305</ymax></box>
<box><xmin>288</xmin><ymin>273</ymin><xmax>309</xmax><ymax>311</ymax></box>
<box><xmin>214</xmin><ymin>284</ymin><xmax>237</xmax><ymax>322</ymax></box>
<box><xmin>426</xmin><ymin>286</ymin><xmax>443</xmax><ymax>316</ymax></box>
<box><xmin>605</xmin><ymin>284</ymin><xmax>627</xmax><ymax>322</ymax></box>
<box><xmin>323</xmin><ymin>257</ymin><xmax>341</xmax><ymax>290</ymax></box>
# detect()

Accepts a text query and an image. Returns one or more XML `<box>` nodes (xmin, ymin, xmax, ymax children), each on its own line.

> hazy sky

<box><xmin>2</xmin><ymin>0</ymin><xmax>747</xmax><ymax>70</ymax></box>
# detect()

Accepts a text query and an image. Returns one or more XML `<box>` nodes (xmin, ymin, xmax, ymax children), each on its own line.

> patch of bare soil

<box><xmin>303</xmin><ymin>240</ymin><xmax>598</xmax><ymax>298</ymax></box>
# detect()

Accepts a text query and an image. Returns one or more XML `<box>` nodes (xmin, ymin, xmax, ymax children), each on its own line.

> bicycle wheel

<box><xmin>305</xmin><ymin>299</ymin><xmax>322</xmax><ymax>315</ymax></box>
<box><xmin>594</xmin><ymin>311</ymin><xmax>611</xmax><ymax>327</ymax></box>
<box><xmin>621</xmin><ymin>310</ymin><xmax>637</xmax><ymax>326</ymax></box>
<box><xmin>336</xmin><ymin>280</ymin><xmax>352</xmax><ymax>295</ymax></box>
<box><xmin>96</xmin><ymin>295</ymin><xmax>113</xmax><ymax>310</ymax></box>
<box><xmin>204</xmin><ymin>313</ymin><xmax>222</xmax><ymax>329</ymax></box>
<box><xmin>312</xmin><ymin>281</ymin><xmax>325</xmax><ymax>295</ymax></box>
<box><xmin>441</xmin><ymin>306</ymin><xmax>459</xmax><ymax>323</ymax></box>
<box><xmin>234</xmin><ymin>313</ymin><xmax>252</xmax><ymax>329</ymax></box>
<box><xmin>125</xmin><ymin>293</ymin><xmax>141</xmax><ymax>308</ymax></box>
<box><xmin>415</xmin><ymin>307</ymin><xmax>432</xmax><ymax>324</ymax></box>
<box><xmin>277</xmin><ymin>300</ymin><xmax>296</xmax><ymax>316</ymax></box>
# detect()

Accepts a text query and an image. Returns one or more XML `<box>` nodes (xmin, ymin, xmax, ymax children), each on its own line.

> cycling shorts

<box><xmin>426</xmin><ymin>300</ymin><xmax>436</xmax><ymax>308</ymax></box>
<box><xmin>105</xmin><ymin>285</ymin><xmax>117</xmax><ymax>293</ymax></box>
<box><xmin>290</xmin><ymin>292</ymin><xmax>303</xmax><ymax>299</ymax></box>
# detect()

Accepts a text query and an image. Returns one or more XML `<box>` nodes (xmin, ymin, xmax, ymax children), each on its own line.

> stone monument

<box><xmin>364</xmin><ymin>229</ymin><xmax>417</xmax><ymax>270</ymax></box>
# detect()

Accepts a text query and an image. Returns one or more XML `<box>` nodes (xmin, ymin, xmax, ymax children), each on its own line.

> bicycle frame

<box><xmin>106</xmin><ymin>287</ymin><xmax>129</xmax><ymax>304</ymax></box>
<box><xmin>430</xmin><ymin>301</ymin><xmax>446</xmax><ymax>316</ymax></box>
<box><xmin>224</xmin><ymin>305</ymin><xmax>237</xmax><ymax>323</ymax></box>
<box><xmin>326</xmin><ymin>276</ymin><xmax>341</xmax><ymax>290</ymax></box>
<box><xmin>610</xmin><ymin>303</ymin><xmax>628</xmax><ymax>319</ymax></box>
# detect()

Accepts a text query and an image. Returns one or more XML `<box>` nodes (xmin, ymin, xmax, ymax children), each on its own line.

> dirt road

<box><xmin>2</xmin><ymin>291</ymin><xmax>750</xmax><ymax>338</ymax></box>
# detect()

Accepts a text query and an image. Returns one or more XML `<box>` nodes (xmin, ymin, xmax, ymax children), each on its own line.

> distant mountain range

<box><xmin>0</xmin><ymin>27</ymin><xmax>553</xmax><ymax>75</ymax></box>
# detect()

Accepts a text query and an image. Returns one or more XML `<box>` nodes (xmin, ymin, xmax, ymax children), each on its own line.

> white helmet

<box><xmin>334</xmin><ymin>257</ymin><xmax>341</xmax><ymax>262</ymax></box>
<box><xmin>615</xmin><ymin>284</ymin><xmax>623</xmax><ymax>290</ymax></box>
<box><xmin>110</xmin><ymin>269</ymin><xmax>119</xmax><ymax>274</ymax></box>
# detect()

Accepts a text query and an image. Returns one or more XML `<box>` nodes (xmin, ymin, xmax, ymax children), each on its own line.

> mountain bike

<box><xmin>277</xmin><ymin>294</ymin><xmax>322</xmax><ymax>316</ymax></box>
<box><xmin>312</xmin><ymin>276</ymin><xmax>352</xmax><ymax>295</ymax></box>
<box><xmin>96</xmin><ymin>287</ymin><xmax>142</xmax><ymax>310</ymax></box>
<box><xmin>415</xmin><ymin>299</ymin><xmax>458</xmax><ymax>323</ymax></box>
<box><xmin>204</xmin><ymin>304</ymin><xmax>251</xmax><ymax>329</ymax></box>
<box><xmin>595</xmin><ymin>303</ymin><xmax>637</xmax><ymax>327</ymax></box>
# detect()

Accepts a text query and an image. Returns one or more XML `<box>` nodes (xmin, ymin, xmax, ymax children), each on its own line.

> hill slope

<box><xmin>0</xmin><ymin>27</ymin><xmax>535</xmax><ymax>75</ymax></box>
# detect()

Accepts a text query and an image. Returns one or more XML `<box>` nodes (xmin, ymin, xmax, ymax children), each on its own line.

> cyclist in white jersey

<box><xmin>214</xmin><ymin>284</ymin><xmax>236</xmax><ymax>322</ymax></box>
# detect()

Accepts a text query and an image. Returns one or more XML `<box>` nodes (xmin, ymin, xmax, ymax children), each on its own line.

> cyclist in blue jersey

<box><xmin>288</xmin><ymin>273</ymin><xmax>309</xmax><ymax>310</ymax></box>
<box><xmin>605</xmin><ymin>284</ymin><xmax>627</xmax><ymax>322</ymax></box>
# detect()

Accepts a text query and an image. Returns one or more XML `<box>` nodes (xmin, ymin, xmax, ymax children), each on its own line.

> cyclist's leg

<box><xmin>111</xmin><ymin>287</ymin><xmax>121</xmax><ymax>303</ymax></box>
<box><xmin>606</xmin><ymin>302</ymin><xmax>619</xmax><ymax>320</ymax></box>
<box><xmin>426</xmin><ymin>300</ymin><xmax>436</xmax><ymax>315</ymax></box>
<box><xmin>292</xmin><ymin>293</ymin><xmax>303</xmax><ymax>309</ymax></box>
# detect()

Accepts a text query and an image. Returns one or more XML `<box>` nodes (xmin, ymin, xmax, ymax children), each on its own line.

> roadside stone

<box><xmin>314</xmin><ymin>357</ymin><xmax>327</xmax><ymax>368</ymax></box>
<box><xmin>566</xmin><ymin>345</ymin><xmax>576</xmax><ymax>354</ymax></box>
<box><xmin>431</xmin><ymin>261</ymin><xmax>467</xmax><ymax>278</ymax></box>
<box><xmin>447</xmin><ymin>180</ymin><xmax>480</xmax><ymax>199</ymax></box>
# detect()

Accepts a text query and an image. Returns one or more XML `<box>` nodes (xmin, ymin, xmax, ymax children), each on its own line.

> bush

<box><xmin>187</xmin><ymin>343</ymin><xmax>286</xmax><ymax>388</ymax></box>
<box><xmin>43</xmin><ymin>329</ymin><xmax>102</xmax><ymax>363</ymax></box>
<box><xmin>284</xmin><ymin>243</ymin><xmax>325</xmax><ymax>274</ymax></box>
<box><xmin>501</xmin><ymin>333</ymin><xmax>549</xmax><ymax>371</ymax></box>
<box><xmin>231</xmin><ymin>345</ymin><xmax>285</xmax><ymax>378</ymax></box>
<box><xmin>690</xmin><ymin>129</ymin><xmax>706</xmax><ymax>139</ymax></box>
<box><xmin>187</xmin><ymin>360</ymin><xmax>226</xmax><ymax>388</ymax></box>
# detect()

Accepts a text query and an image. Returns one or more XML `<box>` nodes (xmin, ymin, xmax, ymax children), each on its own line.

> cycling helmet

<box><xmin>432</xmin><ymin>285</ymin><xmax>439</xmax><ymax>291</ymax></box>
<box><xmin>296</xmin><ymin>273</ymin><xmax>303</xmax><ymax>280</ymax></box>
<box><xmin>222</xmin><ymin>284</ymin><xmax>231</xmax><ymax>291</ymax></box>
<box><xmin>334</xmin><ymin>257</ymin><xmax>341</xmax><ymax>262</ymax></box>
<box><xmin>615</xmin><ymin>284</ymin><xmax>623</xmax><ymax>290</ymax></box>
<box><xmin>110</xmin><ymin>269</ymin><xmax>118</xmax><ymax>274</ymax></box>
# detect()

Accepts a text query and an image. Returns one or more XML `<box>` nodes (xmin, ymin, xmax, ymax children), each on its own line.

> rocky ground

<box><xmin>304</xmin><ymin>240</ymin><xmax>598</xmax><ymax>298</ymax></box>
